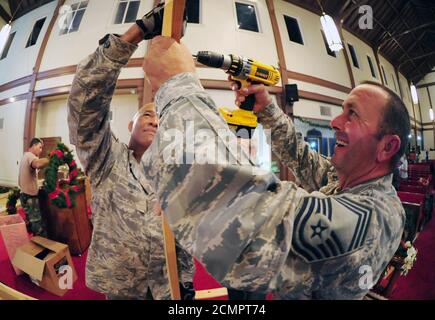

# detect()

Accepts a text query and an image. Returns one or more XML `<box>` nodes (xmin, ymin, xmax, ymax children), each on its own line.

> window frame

<box><xmin>283</xmin><ymin>14</ymin><xmax>304</xmax><ymax>45</ymax></box>
<box><xmin>347</xmin><ymin>43</ymin><xmax>359</xmax><ymax>69</ymax></box>
<box><xmin>381</xmin><ymin>65</ymin><xmax>388</xmax><ymax>85</ymax></box>
<box><xmin>0</xmin><ymin>32</ymin><xmax>16</xmax><ymax>60</ymax></box>
<box><xmin>113</xmin><ymin>0</ymin><xmax>141</xmax><ymax>25</ymax></box>
<box><xmin>186</xmin><ymin>0</ymin><xmax>202</xmax><ymax>24</ymax></box>
<box><xmin>391</xmin><ymin>74</ymin><xmax>397</xmax><ymax>91</ymax></box>
<box><xmin>367</xmin><ymin>55</ymin><xmax>376</xmax><ymax>78</ymax></box>
<box><xmin>59</xmin><ymin>1</ymin><xmax>88</xmax><ymax>35</ymax></box>
<box><xmin>26</xmin><ymin>16</ymin><xmax>47</xmax><ymax>48</ymax></box>
<box><xmin>234</xmin><ymin>0</ymin><xmax>262</xmax><ymax>34</ymax></box>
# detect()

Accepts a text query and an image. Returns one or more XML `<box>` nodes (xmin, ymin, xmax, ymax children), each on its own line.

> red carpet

<box><xmin>0</xmin><ymin>214</ymin><xmax>227</xmax><ymax>300</ymax></box>
<box><xmin>2</xmin><ymin>213</ymin><xmax>434</xmax><ymax>299</ymax></box>
<box><xmin>390</xmin><ymin>214</ymin><xmax>435</xmax><ymax>300</ymax></box>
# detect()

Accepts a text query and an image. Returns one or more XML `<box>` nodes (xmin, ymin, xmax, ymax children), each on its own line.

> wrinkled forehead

<box><xmin>133</xmin><ymin>103</ymin><xmax>157</xmax><ymax>120</ymax></box>
<box><xmin>139</xmin><ymin>103</ymin><xmax>156</xmax><ymax>114</ymax></box>
<box><xmin>347</xmin><ymin>85</ymin><xmax>389</xmax><ymax>107</ymax></box>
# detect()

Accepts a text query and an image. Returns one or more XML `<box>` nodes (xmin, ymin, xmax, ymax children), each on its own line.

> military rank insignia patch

<box><xmin>292</xmin><ymin>196</ymin><xmax>372</xmax><ymax>263</ymax></box>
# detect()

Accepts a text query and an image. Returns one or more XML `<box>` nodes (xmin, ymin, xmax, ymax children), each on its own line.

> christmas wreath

<box><xmin>43</xmin><ymin>142</ymin><xmax>81</xmax><ymax>208</ymax></box>
<box><xmin>6</xmin><ymin>188</ymin><xmax>20</xmax><ymax>215</ymax></box>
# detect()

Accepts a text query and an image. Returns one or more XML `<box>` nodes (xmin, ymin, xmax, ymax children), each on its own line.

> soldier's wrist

<box><xmin>257</xmin><ymin>102</ymin><xmax>280</xmax><ymax>122</ymax></box>
<box><xmin>120</xmin><ymin>24</ymin><xmax>144</xmax><ymax>45</ymax></box>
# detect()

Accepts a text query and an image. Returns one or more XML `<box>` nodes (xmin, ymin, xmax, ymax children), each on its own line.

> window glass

<box><xmin>284</xmin><ymin>15</ymin><xmax>303</xmax><ymax>45</ymax></box>
<box><xmin>235</xmin><ymin>2</ymin><xmax>259</xmax><ymax>33</ymax></box>
<box><xmin>26</xmin><ymin>17</ymin><xmax>46</xmax><ymax>47</ymax></box>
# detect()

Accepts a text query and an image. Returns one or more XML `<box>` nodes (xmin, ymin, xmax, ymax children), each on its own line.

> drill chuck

<box><xmin>196</xmin><ymin>51</ymin><xmax>233</xmax><ymax>72</ymax></box>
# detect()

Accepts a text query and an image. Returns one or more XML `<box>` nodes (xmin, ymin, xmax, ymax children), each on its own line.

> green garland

<box><xmin>43</xmin><ymin>142</ymin><xmax>80</xmax><ymax>208</ymax></box>
<box><xmin>6</xmin><ymin>188</ymin><xmax>20</xmax><ymax>215</ymax></box>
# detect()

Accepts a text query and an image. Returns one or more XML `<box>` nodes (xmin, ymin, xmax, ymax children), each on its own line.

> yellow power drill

<box><xmin>195</xmin><ymin>51</ymin><xmax>280</xmax><ymax>138</ymax></box>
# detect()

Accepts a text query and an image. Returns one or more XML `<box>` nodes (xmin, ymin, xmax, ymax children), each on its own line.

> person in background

<box><xmin>18</xmin><ymin>138</ymin><xmax>49</xmax><ymax>237</ymax></box>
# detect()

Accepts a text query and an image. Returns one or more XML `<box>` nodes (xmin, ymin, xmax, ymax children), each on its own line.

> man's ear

<box><xmin>377</xmin><ymin>135</ymin><xmax>401</xmax><ymax>163</ymax></box>
<box><xmin>128</xmin><ymin>120</ymin><xmax>133</xmax><ymax>133</ymax></box>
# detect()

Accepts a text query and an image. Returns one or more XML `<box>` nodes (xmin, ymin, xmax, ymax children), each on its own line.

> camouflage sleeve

<box><xmin>143</xmin><ymin>73</ymin><xmax>307</xmax><ymax>293</ymax></box>
<box><xmin>143</xmin><ymin>73</ymin><xmax>400</xmax><ymax>296</ymax></box>
<box><xmin>257</xmin><ymin>103</ymin><xmax>334</xmax><ymax>192</ymax></box>
<box><xmin>142</xmin><ymin>72</ymin><xmax>297</xmax><ymax>292</ymax></box>
<box><xmin>67</xmin><ymin>34</ymin><xmax>137</xmax><ymax>185</ymax></box>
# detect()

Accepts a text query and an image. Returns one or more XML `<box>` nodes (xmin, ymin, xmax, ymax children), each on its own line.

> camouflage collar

<box><xmin>339</xmin><ymin>174</ymin><xmax>394</xmax><ymax>195</ymax></box>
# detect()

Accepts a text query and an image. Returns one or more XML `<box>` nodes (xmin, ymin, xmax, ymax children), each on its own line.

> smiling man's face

<box><xmin>330</xmin><ymin>84</ymin><xmax>390</xmax><ymax>182</ymax></box>
<box><xmin>129</xmin><ymin>103</ymin><xmax>158</xmax><ymax>149</ymax></box>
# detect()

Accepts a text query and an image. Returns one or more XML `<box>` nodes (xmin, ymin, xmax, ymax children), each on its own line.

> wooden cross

<box><xmin>160</xmin><ymin>0</ymin><xmax>187</xmax><ymax>300</ymax></box>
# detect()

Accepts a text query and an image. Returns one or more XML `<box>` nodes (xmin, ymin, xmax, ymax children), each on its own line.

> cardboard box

<box><xmin>0</xmin><ymin>214</ymin><xmax>29</xmax><ymax>275</ymax></box>
<box><xmin>12</xmin><ymin>236</ymin><xmax>78</xmax><ymax>296</ymax></box>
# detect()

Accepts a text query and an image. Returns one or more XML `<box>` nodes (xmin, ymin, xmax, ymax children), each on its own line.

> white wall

<box><xmin>417</xmin><ymin>70</ymin><xmax>435</xmax><ymax>153</ymax></box>
<box><xmin>184</xmin><ymin>0</ymin><xmax>279</xmax><ymax>81</ymax></box>
<box><xmin>110</xmin><ymin>93</ymin><xmax>140</xmax><ymax>144</ymax></box>
<box><xmin>342</xmin><ymin>30</ymin><xmax>381</xmax><ymax>86</ymax></box>
<box><xmin>418</xmin><ymin>87</ymin><xmax>431</xmax><ymax>124</ymax></box>
<box><xmin>39</xmin><ymin>0</ymin><xmax>152</xmax><ymax>72</ymax></box>
<box><xmin>378</xmin><ymin>55</ymin><xmax>401</xmax><ymax>96</ymax></box>
<box><xmin>274</xmin><ymin>0</ymin><xmax>350</xmax><ymax>88</ymax></box>
<box><xmin>0</xmin><ymin>1</ymin><xmax>57</xmax><ymax>85</ymax></box>
<box><xmin>0</xmin><ymin>100</ymin><xmax>27</xmax><ymax>186</ymax></box>
<box><xmin>0</xmin><ymin>84</ymin><xmax>30</xmax><ymax>100</ymax></box>
<box><xmin>420</xmin><ymin>71</ymin><xmax>435</xmax><ymax>84</ymax></box>
<box><xmin>293</xmin><ymin>99</ymin><xmax>342</xmax><ymax>122</ymax></box>
<box><xmin>35</xmin><ymin>96</ymin><xmax>80</xmax><ymax>167</ymax></box>
<box><xmin>34</xmin><ymin>93</ymin><xmax>139</xmax><ymax>173</ymax></box>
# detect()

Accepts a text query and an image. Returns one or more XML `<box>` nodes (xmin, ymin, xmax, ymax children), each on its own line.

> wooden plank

<box><xmin>416</xmin><ymin>81</ymin><xmax>435</xmax><ymax>89</ymax></box>
<box><xmin>0</xmin><ymin>92</ymin><xmax>30</xmax><ymax>106</ymax></box>
<box><xmin>267</xmin><ymin>0</ymin><xmax>289</xmax><ymax>184</ymax></box>
<box><xmin>0</xmin><ymin>282</ymin><xmax>36</xmax><ymax>300</ymax></box>
<box><xmin>195</xmin><ymin>288</ymin><xmax>228</xmax><ymax>300</ymax></box>
<box><xmin>36</xmin><ymin>65</ymin><xmax>78</xmax><ymax>81</ymax></box>
<box><xmin>0</xmin><ymin>75</ymin><xmax>32</xmax><ymax>93</ymax></box>
<box><xmin>299</xmin><ymin>90</ymin><xmax>343</xmax><ymax>106</ymax></box>
<box><xmin>160</xmin><ymin>0</ymin><xmax>186</xmax><ymax>301</ymax></box>
<box><xmin>141</xmin><ymin>0</ymin><xmax>161</xmax><ymax>107</ymax></box>
<box><xmin>286</xmin><ymin>70</ymin><xmax>351</xmax><ymax>94</ymax></box>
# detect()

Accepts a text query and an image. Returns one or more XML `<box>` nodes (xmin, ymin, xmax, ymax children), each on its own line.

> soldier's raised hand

<box><xmin>231</xmin><ymin>82</ymin><xmax>273</xmax><ymax>113</ymax></box>
<box><xmin>143</xmin><ymin>36</ymin><xmax>196</xmax><ymax>92</ymax></box>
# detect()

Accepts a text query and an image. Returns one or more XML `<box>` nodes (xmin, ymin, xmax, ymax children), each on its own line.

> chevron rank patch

<box><xmin>292</xmin><ymin>195</ymin><xmax>373</xmax><ymax>263</ymax></box>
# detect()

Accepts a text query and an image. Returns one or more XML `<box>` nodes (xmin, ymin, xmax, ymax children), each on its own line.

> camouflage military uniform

<box><xmin>141</xmin><ymin>72</ymin><xmax>405</xmax><ymax>299</ymax></box>
<box><xmin>256</xmin><ymin>102</ymin><xmax>340</xmax><ymax>194</ymax></box>
<box><xmin>19</xmin><ymin>193</ymin><xmax>47</xmax><ymax>237</ymax></box>
<box><xmin>67</xmin><ymin>34</ymin><xmax>194</xmax><ymax>299</ymax></box>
